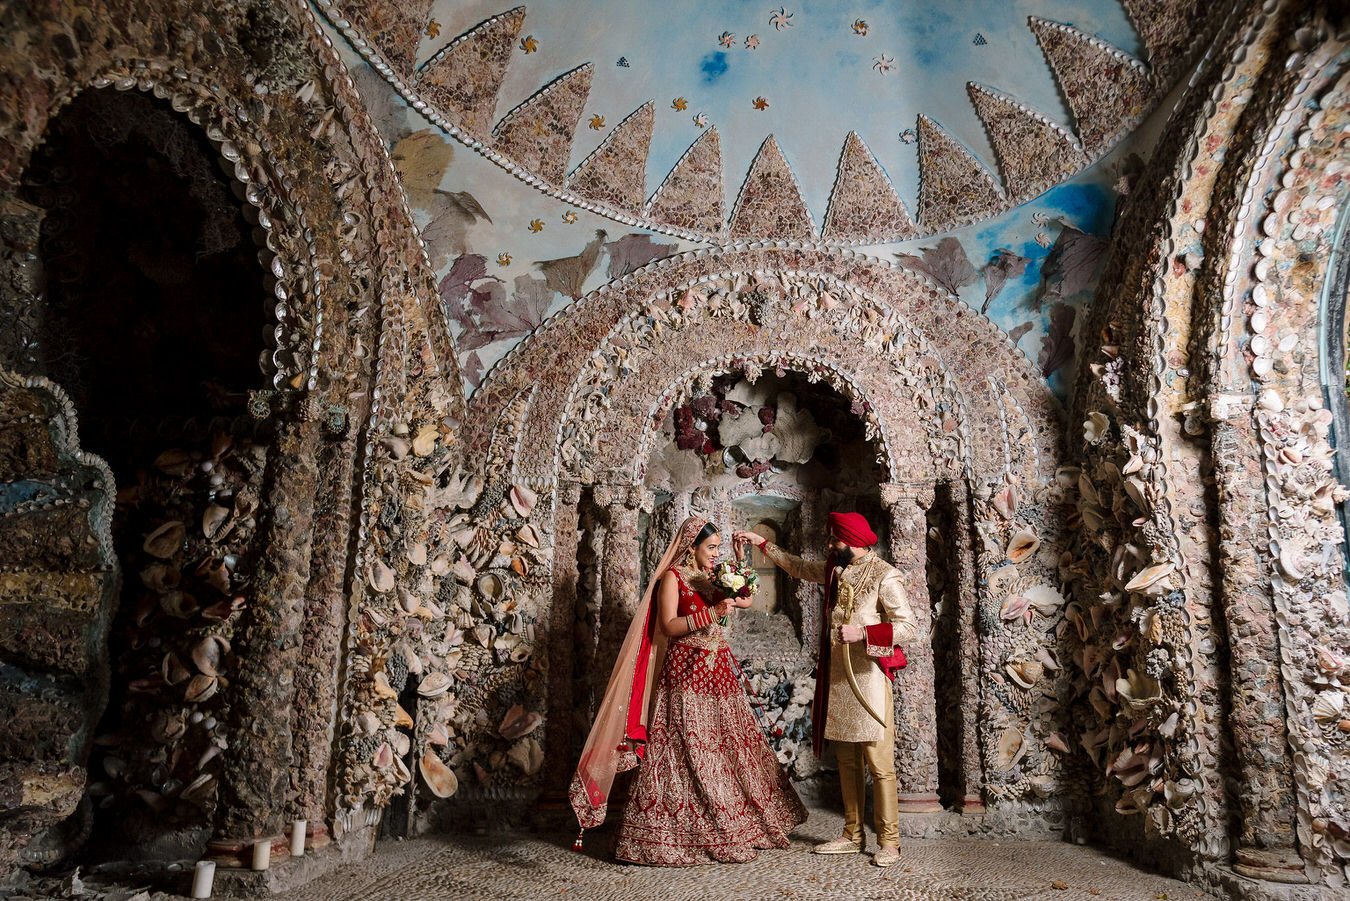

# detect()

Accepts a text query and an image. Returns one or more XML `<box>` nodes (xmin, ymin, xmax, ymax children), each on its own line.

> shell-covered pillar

<box><xmin>208</xmin><ymin>411</ymin><xmax>320</xmax><ymax>863</ymax></box>
<box><xmin>592</xmin><ymin>484</ymin><xmax>647</xmax><ymax>701</ymax></box>
<box><xmin>542</xmin><ymin>480</ymin><xmax>583</xmax><ymax>792</ymax></box>
<box><xmin>880</xmin><ymin>480</ymin><xmax>940</xmax><ymax>813</ymax></box>
<box><xmin>950</xmin><ymin>480</ymin><xmax>986</xmax><ymax>813</ymax></box>
<box><xmin>1209</xmin><ymin>407</ymin><xmax>1303</xmax><ymax>881</ymax></box>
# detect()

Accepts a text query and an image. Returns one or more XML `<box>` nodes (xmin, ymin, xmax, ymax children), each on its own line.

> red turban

<box><xmin>828</xmin><ymin>511</ymin><xmax>877</xmax><ymax>548</ymax></box>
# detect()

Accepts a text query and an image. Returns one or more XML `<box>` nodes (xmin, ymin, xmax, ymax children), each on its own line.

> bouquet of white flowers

<box><xmin>713</xmin><ymin>560</ymin><xmax>758</xmax><ymax>625</ymax></box>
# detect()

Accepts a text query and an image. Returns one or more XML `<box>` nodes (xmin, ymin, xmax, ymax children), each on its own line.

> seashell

<box><xmin>379</xmin><ymin>436</ymin><xmax>410</xmax><ymax>461</ymax></box>
<box><xmin>202</xmin><ymin>596</ymin><xmax>245</xmax><ymax>622</ymax></box>
<box><xmin>472</xmin><ymin>624</ymin><xmax>495</xmax><ymax>646</ymax></box>
<box><xmin>995</xmin><ymin>726</ymin><xmax>1026</xmax><ymax>770</ymax></box>
<box><xmin>151</xmin><ymin>711</ymin><xmax>187</xmax><ymax>744</ymax></box>
<box><xmin>1158</xmin><ymin>711</ymin><xmax>1179</xmax><ymax>738</ymax></box>
<box><xmin>201</xmin><ymin>504</ymin><xmax>231</xmax><ymax>539</ymax></box>
<box><xmin>160</xmin><ymin>590</ymin><xmax>200</xmax><ymax>619</ymax></box>
<box><xmin>1258</xmin><ymin>389</ymin><xmax>1284</xmax><ymax>412</ymax></box>
<box><xmin>428</xmin><ymin>722</ymin><xmax>450</xmax><ymax>746</ymax></box>
<box><xmin>1025</xmin><ymin>584</ymin><xmax>1063</xmax><ymax>616</ymax></box>
<box><xmin>499</xmin><ymin>704</ymin><xmax>542</xmax><ymax>740</ymax></box>
<box><xmin>1080</xmin><ymin>504</ymin><xmax>1107</xmax><ymax>532</ymax></box>
<box><xmin>1045</xmin><ymin>733</ymin><xmax>1070</xmax><ymax>754</ymax></box>
<box><xmin>1123</xmin><ymin>562</ymin><xmax>1174</xmax><ymax>594</ymax></box>
<box><xmin>140</xmin><ymin>563</ymin><xmax>180</xmax><ymax>593</ymax></box>
<box><xmin>511</xmin><ymin>556</ymin><xmax>529</xmax><ymax>577</ymax></box>
<box><xmin>1123</xmin><ymin>477</ymin><xmax>1149</xmax><ymax>512</ymax></box>
<box><xmin>507</xmin><ymin>737</ymin><xmax>544</xmax><ymax>775</ymax></box>
<box><xmin>1084</xmin><ymin>411</ymin><xmax>1109</xmax><ymax>445</ymax></box>
<box><xmin>185</xmin><ymin>674</ymin><xmax>218</xmax><ymax>703</ymax></box>
<box><xmin>1006</xmin><ymin>529</ymin><xmax>1040</xmax><ymax>564</ymax></box>
<box><xmin>143</xmin><ymin>521</ymin><xmax>186</xmax><ymax>559</ymax></box>
<box><xmin>354</xmin><ymin>712</ymin><xmax>380</xmax><ymax>735</ymax></box>
<box><xmin>419</xmin><ymin>671</ymin><xmax>452</xmax><ymax>697</ymax></box>
<box><xmin>412</xmin><ymin>424</ymin><xmax>439</xmax><ymax>457</ymax></box>
<box><xmin>1000</xmin><ymin>595</ymin><xmax>1031</xmax><ymax>623</ymax></box>
<box><xmin>394</xmin><ymin>703</ymin><xmax>414</xmax><ymax>729</ymax></box>
<box><xmin>390</xmin><ymin>732</ymin><xmax>411</xmax><ymax>757</ymax></box>
<box><xmin>1006</xmin><ymin>659</ymin><xmax>1043</xmax><ymax>688</ymax></box>
<box><xmin>988</xmin><ymin>565</ymin><xmax>1019</xmax><ymax>596</ymax></box>
<box><xmin>1077</xmin><ymin>473</ymin><xmax>1100</xmax><ymax>507</ymax></box>
<box><xmin>477</xmin><ymin>573</ymin><xmax>504</xmax><ymax>599</ymax></box>
<box><xmin>991</xmin><ymin>484</ymin><xmax>1016</xmax><ymax>519</ymax></box>
<box><xmin>430</xmin><ymin>554</ymin><xmax>452</xmax><ymax>576</ymax></box>
<box><xmin>154</xmin><ymin>448</ymin><xmax>194</xmax><ymax>476</ymax></box>
<box><xmin>1122</xmin><ymin>454</ymin><xmax>1143</xmax><ymax>475</ymax></box>
<box><xmin>516</xmin><ymin>524</ymin><xmax>540</xmax><ymax>548</ymax></box>
<box><xmin>196</xmin><ymin>558</ymin><xmax>230</xmax><ymax>594</ymax></box>
<box><xmin>192</xmin><ymin>635</ymin><xmax>230</xmax><ymax>676</ymax></box>
<box><xmin>407</xmin><ymin>543</ymin><xmax>428</xmax><ymax>566</ymax></box>
<box><xmin>420</xmin><ymin>749</ymin><xmax>458</xmax><ymax>798</ymax></box>
<box><xmin>373</xmin><ymin>742</ymin><xmax>393</xmax><ymax>768</ymax></box>
<box><xmin>1314</xmin><ymin>646</ymin><xmax>1348</xmax><ymax>676</ymax></box>
<box><xmin>369</xmin><ymin>559</ymin><xmax>395</xmax><ymax>593</ymax></box>
<box><xmin>181</xmin><ymin>773</ymin><xmax>215</xmax><ymax>803</ymax></box>
<box><xmin>451</xmin><ymin>558</ymin><xmax>476</xmax><ymax>584</ymax></box>
<box><xmin>161</xmin><ymin>652</ymin><xmax>191</xmax><ymax>686</ymax></box>
<box><xmin>510</xmin><ymin>484</ymin><xmax>538</xmax><ymax>518</ymax></box>
<box><xmin>1278</xmin><ymin>545</ymin><xmax>1307</xmax><ymax>580</ymax></box>
<box><xmin>373</xmin><ymin>671</ymin><xmax>399</xmax><ymax>699</ymax></box>
<box><xmin>1312</xmin><ymin>690</ymin><xmax>1345</xmax><ymax>723</ymax></box>
<box><xmin>397</xmin><ymin>587</ymin><xmax>420</xmax><ymax>615</ymax></box>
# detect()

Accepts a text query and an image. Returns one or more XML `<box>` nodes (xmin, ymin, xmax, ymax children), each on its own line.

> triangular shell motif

<box><xmin>324</xmin><ymin>0</ymin><xmax>435</xmax><ymax>78</ymax></box>
<box><xmin>967</xmin><ymin>83</ymin><xmax>1088</xmax><ymax>200</ymax></box>
<box><xmin>822</xmin><ymin>131</ymin><xmax>917</xmax><ymax>242</ymax></box>
<box><xmin>1121</xmin><ymin>0</ymin><xmax>1214</xmax><ymax>80</ymax></box>
<box><xmin>492</xmin><ymin>64</ymin><xmax>596</xmax><ymax>185</ymax></box>
<box><xmin>1029</xmin><ymin>17</ymin><xmax>1154</xmax><ymax>156</ymax></box>
<box><xmin>416</xmin><ymin>7</ymin><xmax>526</xmax><ymax>139</ymax></box>
<box><xmin>915</xmin><ymin>115</ymin><xmax>1006</xmax><ymax>233</ymax></box>
<box><xmin>567</xmin><ymin>101</ymin><xmax>655</xmax><ymax>215</ymax></box>
<box><xmin>645</xmin><ymin>127</ymin><xmax>724</xmax><ymax>235</ymax></box>
<box><xmin>728</xmin><ymin>135</ymin><xmax>815</xmax><ymax>241</ymax></box>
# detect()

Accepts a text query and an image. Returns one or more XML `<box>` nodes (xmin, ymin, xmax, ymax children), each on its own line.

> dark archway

<box><xmin>17</xmin><ymin>86</ymin><xmax>269</xmax><ymax>865</ymax></box>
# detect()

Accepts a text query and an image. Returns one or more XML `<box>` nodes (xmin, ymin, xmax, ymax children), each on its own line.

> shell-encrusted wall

<box><xmin>1068</xmin><ymin>0</ymin><xmax>1350</xmax><ymax>890</ymax></box>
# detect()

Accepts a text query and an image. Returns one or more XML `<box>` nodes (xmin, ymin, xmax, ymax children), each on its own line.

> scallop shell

<box><xmin>390</xmin><ymin>732</ymin><xmax>411</xmax><ymax>756</ymax></box>
<box><xmin>143</xmin><ymin>521</ymin><xmax>186</xmax><ymax>559</ymax></box>
<box><xmin>1006</xmin><ymin>529</ymin><xmax>1040</xmax><ymax>564</ymax></box>
<box><xmin>499</xmin><ymin>704</ymin><xmax>542</xmax><ymax>740</ymax></box>
<box><xmin>1312</xmin><ymin>690</ymin><xmax>1345</xmax><ymax>723</ymax></box>
<box><xmin>420</xmin><ymin>749</ymin><xmax>458</xmax><ymax>798</ymax></box>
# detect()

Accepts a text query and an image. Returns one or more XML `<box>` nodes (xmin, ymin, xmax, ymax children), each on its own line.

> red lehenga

<box><xmin>612</xmin><ymin>568</ymin><xmax>807</xmax><ymax>865</ymax></box>
<box><xmin>570</xmin><ymin>516</ymin><xmax>806</xmax><ymax>867</ymax></box>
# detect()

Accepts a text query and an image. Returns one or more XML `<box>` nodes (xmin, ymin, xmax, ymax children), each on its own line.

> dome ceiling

<box><xmin>315</xmin><ymin>0</ymin><xmax>1211</xmax><ymax>244</ymax></box>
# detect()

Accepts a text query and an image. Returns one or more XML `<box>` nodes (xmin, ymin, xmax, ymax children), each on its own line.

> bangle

<box><xmin>684</xmin><ymin>614</ymin><xmax>694</xmax><ymax>633</ymax></box>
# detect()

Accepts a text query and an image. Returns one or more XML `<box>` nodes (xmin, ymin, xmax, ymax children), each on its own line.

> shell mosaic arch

<box><xmin>314</xmin><ymin>0</ymin><xmax>1214</xmax><ymax>243</ymax></box>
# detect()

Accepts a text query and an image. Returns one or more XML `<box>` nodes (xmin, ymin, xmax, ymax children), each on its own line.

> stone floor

<box><xmin>279</xmin><ymin>810</ymin><xmax>1217</xmax><ymax>901</ymax></box>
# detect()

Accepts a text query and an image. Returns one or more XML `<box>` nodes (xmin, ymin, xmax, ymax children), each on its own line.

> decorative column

<box><xmin>285</xmin><ymin>408</ymin><xmax>361</xmax><ymax>847</ymax></box>
<box><xmin>592</xmin><ymin>484</ymin><xmax>647</xmax><ymax>704</ymax></box>
<box><xmin>542</xmin><ymin>480</ymin><xmax>583</xmax><ymax>793</ymax></box>
<box><xmin>880</xmin><ymin>481</ymin><xmax>940</xmax><ymax>813</ymax></box>
<box><xmin>1209</xmin><ymin>408</ymin><xmax>1304</xmax><ymax>882</ymax></box>
<box><xmin>208</xmin><ymin>410</ymin><xmax>320</xmax><ymax>864</ymax></box>
<box><xmin>949</xmin><ymin>480</ymin><xmax>985</xmax><ymax>814</ymax></box>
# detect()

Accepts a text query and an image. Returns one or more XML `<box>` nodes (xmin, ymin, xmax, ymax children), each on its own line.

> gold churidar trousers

<box><xmin>834</xmin><ymin>686</ymin><xmax>898</xmax><ymax>848</ymax></box>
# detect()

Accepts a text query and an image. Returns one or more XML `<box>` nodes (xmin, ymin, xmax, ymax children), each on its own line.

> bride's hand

<box><xmin>713</xmin><ymin>599</ymin><xmax>732</xmax><ymax>618</ymax></box>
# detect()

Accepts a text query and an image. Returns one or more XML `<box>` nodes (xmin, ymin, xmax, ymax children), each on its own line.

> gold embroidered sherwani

<box><xmin>760</xmin><ymin>543</ymin><xmax>918</xmax><ymax>847</ymax></box>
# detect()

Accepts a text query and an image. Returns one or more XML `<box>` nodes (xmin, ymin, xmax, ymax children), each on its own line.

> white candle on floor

<box><xmin>291</xmin><ymin>819</ymin><xmax>307</xmax><ymax>857</ymax></box>
<box><xmin>191</xmin><ymin>860</ymin><xmax>215</xmax><ymax>898</ymax></box>
<box><xmin>251</xmin><ymin>839</ymin><xmax>271</xmax><ymax>871</ymax></box>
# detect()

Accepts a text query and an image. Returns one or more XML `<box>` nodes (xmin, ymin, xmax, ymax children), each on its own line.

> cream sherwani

<box><xmin>761</xmin><ymin>543</ymin><xmax>918</xmax><ymax>847</ymax></box>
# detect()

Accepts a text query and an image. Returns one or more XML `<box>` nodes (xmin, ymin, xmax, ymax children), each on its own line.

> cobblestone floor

<box><xmin>284</xmin><ymin>810</ymin><xmax>1219</xmax><ymax>901</ymax></box>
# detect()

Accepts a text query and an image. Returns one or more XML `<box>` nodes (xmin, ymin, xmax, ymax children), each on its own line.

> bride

<box><xmin>570</xmin><ymin>516</ymin><xmax>807</xmax><ymax>865</ymax></box>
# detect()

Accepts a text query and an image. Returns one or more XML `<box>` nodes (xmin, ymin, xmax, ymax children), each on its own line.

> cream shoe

<box><xmin>872</xmin><ymin>845</ymin><xmax>901</xmax><ymax>867</ymax></box>
<box><xmin>813</xmin><ymin>836</ymin><xmax>864</xmax><ymax>854</ymax></box>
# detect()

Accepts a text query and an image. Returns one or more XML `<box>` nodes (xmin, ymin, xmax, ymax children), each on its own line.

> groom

<box><xmin>735</xmin><ymin>512</ymin><xmax>917</xmax><ymax>868</ymax></box>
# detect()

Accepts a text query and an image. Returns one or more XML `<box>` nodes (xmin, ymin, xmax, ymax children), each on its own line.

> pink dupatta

<box><xmin>569</xmin><ymin>516</ymin><xmax>710</xmax><ymax>831</ymax></box>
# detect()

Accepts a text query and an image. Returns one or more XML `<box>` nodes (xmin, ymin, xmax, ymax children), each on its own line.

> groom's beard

<box><xmin>835</xmin><ymin>546</ymin><xmax>856</xmax><ymax>567</ymax></box>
